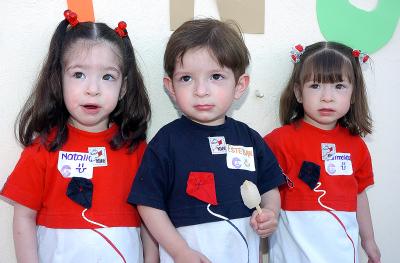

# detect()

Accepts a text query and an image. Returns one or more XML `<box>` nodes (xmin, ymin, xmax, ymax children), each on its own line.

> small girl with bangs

<box><xmin>264</xmin><ymin>41</ymin><xmax>381</xmax><ymax>263</ymax></box>
<box><xmin>1</xmin><ymin>10</ymin><xmax>158</xmax><ymax>263</ymax></box>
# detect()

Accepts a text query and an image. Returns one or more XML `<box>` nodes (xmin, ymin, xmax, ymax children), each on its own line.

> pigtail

<box><xmin>109</xmin><ymin>23</ymin><xmax>151</xmax><ymax>152</ymax></box>
<box><xmin>342</xmin><ymin>55</ymin><xmax>372</xmax><ymax>136</ymax></box>
<box><xmin>16</xmin><ymin>19</ymin><xmax>70</xmax><ymax>150</ymax></box>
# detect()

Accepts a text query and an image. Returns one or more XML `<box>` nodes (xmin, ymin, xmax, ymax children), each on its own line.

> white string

<box><xmin>206</xmin><ymin>204</ymin><xmax>229</xmax><ymax>220</ymax></box>
<box><xmin>313</xmin><ymin>182</ymin><xmax>335</xmax><ymax>211</ymax></box>
<box><xmin>82</xmin><ymin>208</ymin><xmax>108</xmax><ymax>228</ymax></box>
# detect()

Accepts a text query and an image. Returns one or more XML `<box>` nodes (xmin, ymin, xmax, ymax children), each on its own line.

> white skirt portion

<box><xmin>37</xmin><ymin>226</ymin><xmax>143</xmax><ymax>263</ymax></box>
<box><xmin>159</xmin><ymin>217</ymin><xmax>259</xmax><ymax>263</ymax></box>
<box><xmin>269</xmin><ymin>210</ymin><xmax>359</xmax><ymax>263</ymax></box>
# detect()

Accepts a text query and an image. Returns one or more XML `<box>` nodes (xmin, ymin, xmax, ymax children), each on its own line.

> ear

<box><xmin>294</xmin><ymin>84</ymin><xmax>303</xmax><ymax>103</ymax></box>
<box><xmin>119</xmin><ymin>77</ymin><xmax>127</xmax><ymax>100</ymax></box>
<box><xmin>163</xmin><ymin>76</ymin><xmax>176</xmax><ymax>101</ymax></box>
<box><xmin>234</xmin><ymin>74</ymin><xmax>250</xmax><ymax>100</ymax></box>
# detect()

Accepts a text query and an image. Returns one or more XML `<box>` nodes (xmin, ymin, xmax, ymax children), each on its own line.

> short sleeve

<box><xmin>355</xmin><ymin>139</ymin><xmax>374</xmax><ymax>193</ymax></box>
<box><xmin>251</xmin><ymin>130</ymin><xmax>286</xmax><ymax>195</ymax></box>
<box><xmin>1</xmin><ymin>144</ymin><xmax>47</xmax><ymax>210</ymax></box>
<box><xmin>127</xmin><ymin>136</ymin><xmax>171</xmax><ymax>211</ymax></box>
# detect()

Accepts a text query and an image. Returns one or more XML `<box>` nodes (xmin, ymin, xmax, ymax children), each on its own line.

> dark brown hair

<box><xmin>16</xmin><ymin>19</ymin><xmax>151</xmax><ymax>152</ymax></box>
<box><xmin>280</xmin><ymin>41</ymin><xmax>372</xmax><ymax>136</ymax></box>
<box><xmin>164</xmin><ymin>18</ymin><xmax>250</xmax><ymax>82</ymax></box>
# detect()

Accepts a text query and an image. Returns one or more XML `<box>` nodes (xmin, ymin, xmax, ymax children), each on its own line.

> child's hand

<box><xmin>362</xmin><ymin>239</ymin><xmax>381</xmax><ymax>263</ymax></box>
<box><xmin>173</xmin><ymin>248</ymin><xmax>211</xmax><ymax>263</ymax></box>
<box><xmin>250</xmin><ymin>208</ymin><xmax>278</xmax><ymax>238</ymax></box>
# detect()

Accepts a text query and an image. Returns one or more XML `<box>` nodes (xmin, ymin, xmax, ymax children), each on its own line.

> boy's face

<box><xmin>164</xmin><ymin>48</ymin><xmax>249</xmax><ymax>126</ymax></box>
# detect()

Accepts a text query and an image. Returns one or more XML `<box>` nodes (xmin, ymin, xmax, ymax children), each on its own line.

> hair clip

<box><xmin>64</xmin><ymin>10</ymin><xmax>79</xmax><ymax>27</ymax></box>
<box><xmin>290</xmin><ymin>44</ymin><xmax>305</xmax><ymax>63</ymax></box>
<box><xmin>352</xmin><ymin>49</ymin><xmax>369</xmax><ymax>63</ymax></box>
<box><xmin>115</xmin><ymin>21</ymin><xmax>128</xmax><ymax>38</ymax></box>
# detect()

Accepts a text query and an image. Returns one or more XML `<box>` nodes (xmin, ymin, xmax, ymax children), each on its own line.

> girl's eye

<box><xmin>73</xmin><ymin>72</ymin><xmax>85</xmax><ymax>79</ymax></box>
<box><xmin>335</xmin><ymin>83</ymin><xmax>346</xmax><ymax>89</ymax></box>
<box><xmin>103</xmin><ymin>74</ymin><xmax>115</xmax><ymax>81</ymax></box>
<box><xmin>180</xmin><ymin>75</ymin><xmax>192</xmax><ymax>82</ymax></box>
<box><xmin>211</xmin><ymin>74</ymin><xmax>223</xmax><ymax>80</ymax></box>
<box><xmin>310</xmin><ymin>83</ymin><xmax>319</xmax><ymax>89</ymax></box>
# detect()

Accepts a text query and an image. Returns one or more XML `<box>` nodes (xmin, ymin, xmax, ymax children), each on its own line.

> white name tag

<box><xmin>325</xmin><ymin>152</ymin><xmax>353</xmax><ymax>176</ymax></box>
<box><xmin>58</xmin><ymin>151</ymin><xmax>94</xmax><ymax>179</ymax></box>
<box><xmin>226</xmin><ymin>144</ymin><xmax>255</xmax><ymax>171</ymax></box>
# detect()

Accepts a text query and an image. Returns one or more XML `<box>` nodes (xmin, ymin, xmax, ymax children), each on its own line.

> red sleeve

<box><xmin>136</xmin><ymin>140</ymin><xmax>147</xmax><ymax>166</ymax></box>
<box><xmin>264</xmin><ymin>130</ymin><xmax>289</xmax><ymax>173</ymax></box>
<box><xmin>1</xmin><ymin>143</ymin><xmax>47</xmax><ymax>210</ymax></box>
<box><xmin>355</xmin><ymin>139</ymin><xmax>374</xmax><ymax>193</ymax></box>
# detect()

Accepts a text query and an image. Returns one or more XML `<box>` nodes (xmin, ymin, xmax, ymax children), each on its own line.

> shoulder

<box><xmin>149</xmin><ymin>119</ymin><xmax>181</xmax><ymax>143</ymax></box>
<box><xmin>264</xmin><ymin>124</ymin><xmax>294</xmax><ymax>143</ymax></box>
<box><xmin>22</xmin><ymin>139</ymin><xmax>50</xmax><ymax>157</ymax></box>
<box><xmin>338</xmin><ymin>126</ymin><xmax>369</xmax><ymax>149</ymax></box>
<box><xmin>227</xmin><ymin>117</ymin><xmax>262</xmax><ymax>138</ymax></box>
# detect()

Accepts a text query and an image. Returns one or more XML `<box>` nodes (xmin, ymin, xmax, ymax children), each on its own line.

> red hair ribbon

<box><xmin>290</xmin><ymin>44</ymin><xmax>305</xmax><ymax>63</ymax></box>
<box><xmin>64</xmin><ymin>10</ymin><xmax>79</xmax><ymax>27</ymax></box>
<box><xmin>115</xmin><ymin>21</ymin><xmax>128</xmax><ymax>38</ymax></box>
<box><xmin>352</xmin><ymin>49</ymin><xmax>369</xmax><ymax>63</ymax></box>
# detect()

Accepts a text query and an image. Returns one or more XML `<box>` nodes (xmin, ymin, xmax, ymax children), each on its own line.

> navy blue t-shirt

<box><xmin>128</xmin><ymin>116</ymin><xmax>285</xmax><ymax>227</ymax></box>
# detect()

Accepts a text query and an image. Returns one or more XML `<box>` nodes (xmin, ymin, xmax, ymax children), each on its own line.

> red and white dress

<box><xmin>1</xmin><ymin>124</ymin><xmax>145</xmax><ymax>262</ymax></box>
<box><xmin>265</xmin><ymin>120</ymin><xmax>374</xmax><ymax>263</ymax></box>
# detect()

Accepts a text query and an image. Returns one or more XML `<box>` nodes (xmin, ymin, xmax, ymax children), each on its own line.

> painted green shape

<box><xmin>317</xmin><ymin>0</ymin><xmax>399</xmax><ymax>53</ymax></box>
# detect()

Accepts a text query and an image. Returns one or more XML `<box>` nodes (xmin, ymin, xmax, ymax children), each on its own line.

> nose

<box><xmin>85</xmin><ymin>79</ymin><xmax>100</xmax><ymax>96</ymax></box>
<box><xmin>193</xmin><ymin>80</ymin><xmax>210</xmax><ymax>97</ymax></box>
<box><xmin>321</xmin><ymin>86</ymin><xmax>334</xmax><ymax>102</ymax></box>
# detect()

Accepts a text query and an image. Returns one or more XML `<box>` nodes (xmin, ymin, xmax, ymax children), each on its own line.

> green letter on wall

<box><xmin>317</xmin><ymin>0</ymin><xmax>399</xmax><ymax>53</ymax></box>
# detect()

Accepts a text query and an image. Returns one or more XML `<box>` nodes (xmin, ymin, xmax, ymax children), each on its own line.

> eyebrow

<box><xmin>64</xmin><ymin>64</ymin><xmax>121</xmax><ymax>73</ymax></box>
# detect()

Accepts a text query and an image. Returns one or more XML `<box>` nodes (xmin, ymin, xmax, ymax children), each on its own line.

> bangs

<box><xmin>299</xmin><ymin>49</ymin><xmax>354</xmax><ymax>84</ymax></box>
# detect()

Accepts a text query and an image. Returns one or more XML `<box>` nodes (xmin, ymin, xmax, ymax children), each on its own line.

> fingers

<box><xmin>251</xmin><ymin>208</ymin><xmax>278</xmax><ymax>238</ymax></box>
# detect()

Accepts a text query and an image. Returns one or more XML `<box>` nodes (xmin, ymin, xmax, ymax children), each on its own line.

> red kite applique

<box><xmin>186</xmin><ymin>172</ymin><xmax>217</xmax><ymax>205</ymax></box>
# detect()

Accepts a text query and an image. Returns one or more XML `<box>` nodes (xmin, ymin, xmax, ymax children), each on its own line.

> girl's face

<box><xmin>295</xmin><ymin>78</ymin><xmax>353</xmax><ymax>130</ymax></box>
<box><xmin>62</xmin><ymin>40</ymin><xmax>125</xmax><ymax>132</ymax></box>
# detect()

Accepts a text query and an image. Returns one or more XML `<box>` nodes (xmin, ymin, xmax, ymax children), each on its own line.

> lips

<box><xmin>318</xmin><ymin>108</ymin><xmax>335</xmax><ymax>116</ymax></box>
<box><xmin>82</xmin><ymin>104</ymin><xmax>100</xmax><ymax>113</ymax></box>
<box><xmin>194</xmin><ymin>104</ymin><xmax>214</xmax><ymax>111</ymax></box>
<box><xmin>83</xmin><ymin>104</ymin><xmax>98</xmax><ymax>109</ymax></box>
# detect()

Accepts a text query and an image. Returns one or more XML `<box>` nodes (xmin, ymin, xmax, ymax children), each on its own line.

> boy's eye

<box><xmin>73</xmin><ymin>72</ymin><xmax>85</xmax><ymax>79</ymax></box>
<box><xmin>103</xmin><ymin>74</ymin><xmax>115</xmax><ymax>81</ymax></box>
<box><xmin>180</xmin><ymin>75</ymin><xmax>192</xmax><ymax>82</ymax></box>
<box><xmin>211</xmin><ymin>74</ymin><xmax>223</xmax><ymax>80</ymax></box>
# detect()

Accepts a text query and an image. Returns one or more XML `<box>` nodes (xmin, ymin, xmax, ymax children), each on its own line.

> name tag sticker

<box><xmin>325</xmin><ymin>152</ymin><xmax>353</xmax><ymax>176</ymax></box>
<box><xmin>58</xmin><ymin>151</ymin><xmax>94</xmax><ymax>179</ymax></box>
<box><xmin>88</xmin><ymin>147</ymin><xmax>108</xmax><ymax>167</ymax></box>
<box><xmin>226</xmin><ymin>144</ymin><xmax>255</xmax><ymax>171</ymax></box>
<box><xmin>321</xmin><ymin>143</ymin><xmax>336</xmax><ymax>160</ymax></box>
<box><xmin>208</xmin><ymin>136</ymin><xmax>227</xmax><ymax>155</ymax></box>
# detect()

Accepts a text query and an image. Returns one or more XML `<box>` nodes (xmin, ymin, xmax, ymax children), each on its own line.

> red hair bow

<box><xmin>290</xmin><ymin>44</ymin><xmax>305</xmax><ymax>63</ymax></box>
<box><xmin>64</xmin><ymin>10</ymin><xmax>79</xmax><ymax>27</ymax></box>
<box><xmin>115</xmin><ymin>21</ymin><xmax>128</xmax><ymax>38</ymax></box>
<box><xmin>352</xmin><ymin>49</ymin><xmax>369</xmax><ymax>63</ymax></box>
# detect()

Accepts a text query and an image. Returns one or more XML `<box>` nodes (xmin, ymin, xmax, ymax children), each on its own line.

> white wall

<box><xmin>1</xmin><ymin>1</ymin><xmax>399</xmax><ymax>262</ymax></box>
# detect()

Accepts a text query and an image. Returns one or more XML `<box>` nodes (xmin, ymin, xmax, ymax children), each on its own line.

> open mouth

<box><xmin>83</xmin><ymin>104</ymin><xmax>99</xmax><ymax>109</ymax></box>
